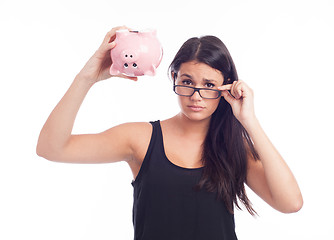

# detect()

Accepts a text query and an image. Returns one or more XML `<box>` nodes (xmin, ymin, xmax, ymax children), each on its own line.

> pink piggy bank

<box><xmin>110</xmin><ymin>29</ymin><xmax>163</xmax><ymax>77</ymax></box>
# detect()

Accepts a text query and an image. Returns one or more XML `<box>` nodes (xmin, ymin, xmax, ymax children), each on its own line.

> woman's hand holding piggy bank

<box><xmin>110</xmin><ymin>29</ymin><xmax>163</xmax><ymax>77</ymax></box>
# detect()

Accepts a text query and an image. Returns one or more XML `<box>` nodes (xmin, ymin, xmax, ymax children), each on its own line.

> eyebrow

<box><xmin>180</xmin><ymin>74</ymin><xmax>218</xmax><ymax>83</ymax></box>
<box><xmin>180</xmin><ymin>74</ymin><xmax>193</xmax><ymax>79</ymax></box>
<box><xmin>203</xmin><ymin>78</ymin><xmax>218</xmax><ymax>83</ymax></box>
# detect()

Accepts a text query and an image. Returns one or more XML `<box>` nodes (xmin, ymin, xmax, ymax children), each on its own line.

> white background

<box><xmin>1</xmin><ymin>0</ymin><xmax>333</xmax><ymax>239</ymax></box>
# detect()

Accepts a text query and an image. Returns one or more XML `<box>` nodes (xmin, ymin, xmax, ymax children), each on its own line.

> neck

<box><xmin>172</xmin><ymin>113</ymin><xmax>211</xmax><ymax>140</ymax></box>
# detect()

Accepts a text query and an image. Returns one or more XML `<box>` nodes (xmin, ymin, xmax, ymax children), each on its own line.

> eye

<box><xmin>124</xmin><ymin>63</ymin><xmax>128</xmax><ymax>68</ymax></box>
<box><xmin>132</xmin><ymin>63</ymin><xmax>137</xmax><ymax>68</ymax></box>
<box><xmin>205</xmin><ymin>82</ymin><xmax>215</xmax><ymax>88</ymax></box>
<box><xmin>181</xmin><ymin>79</ymin><xmax>192</xmax><ymax>85</ymax></box>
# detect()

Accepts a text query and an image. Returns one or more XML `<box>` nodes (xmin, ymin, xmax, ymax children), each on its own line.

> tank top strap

<box><xmin>131</xmin><ymin>120</ymin><xmax>161</xmax><ymax>185</ymax></box>
<box><xmin>151</xmin><ymin>120</ymin><xmax>164</xmax><ymax>149</ymax></box>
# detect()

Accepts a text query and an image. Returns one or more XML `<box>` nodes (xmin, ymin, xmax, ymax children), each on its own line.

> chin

<box><xmin>182</xmin><ymin>111</ymin><xmax>212</xmax><ymax>122</ymax></box>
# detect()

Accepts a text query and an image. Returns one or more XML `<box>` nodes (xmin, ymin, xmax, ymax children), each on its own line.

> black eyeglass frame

<box><xmin>173</xmin><ymin>84</ymin><xmax>222</xmax><ymax>99</ymax></box>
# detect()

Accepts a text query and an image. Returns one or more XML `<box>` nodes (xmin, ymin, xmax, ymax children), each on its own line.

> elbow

<box><xmin>36</xmin><ymin>142</ymin><xmax>45</xmax><ymax>158</ymax></box>
<box><xmin>36</xmin><ymin>133</ymin><xmax>68</xmax><ymax>162</ymax></box>
<box><xmin>36</xmin><ymin>141</ymin><xmax>58</xmax><ymax>162</ymax></box>
<box><xmin>285</xmin><ymin>199</ymin><xmax>303</xmax><ymax>214</ymax></box>
<box><xmin>280</xmin><ymin>195</ymin><xmax>304</xmax><ymax>214</ymax></box>
<box><xmin>36</xmin><ymin>135</ymin><xmax>48</xmax><ymax>158</ymax></box>
<box><xmin>36</xmin><ymin>138</ymin><xmax>48</xmax><ymax>158</ymax></box>
<box><xmin>292</xmin><ymin>196</ymin><xmax>304</xmax><ymax>213</ymax></box>
<box><xmin>36</xmin><ymin>141</ymin><xmax>69</xmax><ymax>163</ymax></box>
<box><xmin>36</xmin><ymin>144</ymin><xmax>50</xmax><ymax>160</ymax></box>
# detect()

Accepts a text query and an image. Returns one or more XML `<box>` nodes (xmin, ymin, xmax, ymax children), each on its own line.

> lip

<box><xmin>188</xmin><ymin>105</ymin><xmax>205</xmax><ymax>112</ymax></box>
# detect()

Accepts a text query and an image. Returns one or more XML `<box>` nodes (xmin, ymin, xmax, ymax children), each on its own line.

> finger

<box><xmin>116</xmin><ymin>74</ymin><xmax>138</xmax><ymax>81</ymax></box>
<box><xmin>127</xmin><ymin>76</ymin><xmax>138</xmax><ymax>81</ymax></box>
<box><xmin>109</xmin><ymin>26</ymin><xmax>132</xmax><ymax>42</ymax></box>
<box><xmin>230</xmin><ymin>80</ymin><xmax>243</xmax><ymax>99</ymax></box>
<box><xmin>103</xmin><ymin>29</ymin><xmax>117</xmax><ymax>45</ymax></box>
<box><xmin>102</xmin><ymin>26</ymin><xmax>129</xmax><ymax>46</ymax></box>
<box><xmin>217</xmin><ymin>84</ymin><xmax>232</xmax><ymax>91</ymax></box>
<box><xmin>99</xmin><ymin>29</ymin><xmax>120</xmax><ymax>52</ymax></box>
<box><xmin>95</xmin><ymin>41</ymin><xmax>115</xmax><ymax>59</ymax></box>
<box><xmin>221</xmin><ymin>90</ymin><xmax>235</xmax><ymax>105</ymax></box>
<box><xmin>106</xmin><ymin>41</ymin><xmax>116</xmax><ymax>50</ymax></box>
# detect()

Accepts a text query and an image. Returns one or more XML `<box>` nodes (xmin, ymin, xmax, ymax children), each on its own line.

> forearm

<box><xmin>36</xmin><ymin>75</ymin><xmax>94</xmax><ymax>157</ymax></box>
<box><xmin>244</xmin><ymin>118</ymin><xmax>303</xmax><ymax>212</ymax></box>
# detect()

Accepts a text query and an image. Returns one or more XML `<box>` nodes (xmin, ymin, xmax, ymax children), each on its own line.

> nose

<box><xmin>190</xmin><ymin>90</ymin><xmax>202</xmax><ymax>101</ymax></box>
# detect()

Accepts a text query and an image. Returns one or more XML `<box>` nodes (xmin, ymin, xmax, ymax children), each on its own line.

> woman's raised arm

<box><xmin>36</xmin><ymin>27</ymin><xmax>139</xmax><ymax>163</ymax></box>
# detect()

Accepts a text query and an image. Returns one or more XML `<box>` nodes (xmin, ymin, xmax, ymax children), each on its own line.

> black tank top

<box><xmin>131</xmin><ymin>121</ymin><xmax>237</xmax><ymax>240</ymax></box>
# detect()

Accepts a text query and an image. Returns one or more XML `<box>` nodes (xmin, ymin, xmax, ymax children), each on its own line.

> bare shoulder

<box><xmin>110</xmin><ymin>121</ymin><xmax>153</xmax><ymax>160</ymax></box>
<box><xmin>109</xmin><ymin>121</ymin><xmax>152</xmax><ymax>145</ymax></box>
<box><xmin>117</xmin><ymin>121</ymin><xmax>152</xmax><ymax>139</ymax></box>
<box><xmin>109</xmin><ymin>122</ymin><xmax>153</xmax><ymax>179</ymax></box>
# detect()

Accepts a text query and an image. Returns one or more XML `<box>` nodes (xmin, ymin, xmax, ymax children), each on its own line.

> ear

<box><xmin>144</xmin><ymin>65</ymin><xmax>156</xmax><ymax>76</ymax></box>
<box><xmin>109</xmin><ymin>64</ymin><xmax>120</xmax><ymax>76</ymax></box>
<box><xmin>171</xmin><ymin>72</ymin><xmax>177</xmax><ymax>82</ymax></box>
<box><xmin>139</xmin><ymin>28</ymin><xmax>156</xmax><ymax>36</ymax></box>
<box><xmin>115</xmin><ymin>29</ymin><xmax>130</xmax><ymax>39</ymax></box>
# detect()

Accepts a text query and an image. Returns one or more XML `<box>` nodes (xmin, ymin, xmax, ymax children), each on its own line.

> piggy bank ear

<box><xmin>139</xmin><ymin>29</ymin><xmax>156</xmax><ymax>37</ymax></box>
<box><xmin>144</xmin><ymin>65</ymin><xmax>156</xmax><ymax>76</ymax></box>
<box><xmin>110</xmin><ymin>64</ymin><xmax>120</xmax><ymax>76</ymax></box>
<box><xmin>116</xmin><ymin>29</ymin><xmax>130</xmax><ymax>38</ymax></box>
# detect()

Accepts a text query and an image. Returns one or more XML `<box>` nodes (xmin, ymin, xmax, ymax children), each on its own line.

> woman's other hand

<box><xmin>219</xmin><ymin>80</ymin><xmax>256</xmax><ymax>127</ymax></box>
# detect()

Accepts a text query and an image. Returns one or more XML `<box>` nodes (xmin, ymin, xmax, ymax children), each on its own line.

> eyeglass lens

<box><xmin>174</xmin><ymin>86</ymin><xmax>220</xmax><ymax>99</ymax></box>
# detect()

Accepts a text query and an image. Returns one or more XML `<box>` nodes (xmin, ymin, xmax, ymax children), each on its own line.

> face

<box><xmin>174</xmin><ymin>61</ymin><xmax>224</xmax><ymax>122</ymax></box>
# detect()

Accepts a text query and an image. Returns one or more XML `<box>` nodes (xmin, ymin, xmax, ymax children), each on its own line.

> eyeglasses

<box><xmin>173</xmin><ymin>85</ymin><xmax>221</xmax><ymax>99</ymax></box>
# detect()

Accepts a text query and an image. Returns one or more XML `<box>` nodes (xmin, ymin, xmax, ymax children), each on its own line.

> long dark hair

<box><xmin>169</xmin><ymin>36</ymin><xmax>259</xmax><ymax>215</ymax></box>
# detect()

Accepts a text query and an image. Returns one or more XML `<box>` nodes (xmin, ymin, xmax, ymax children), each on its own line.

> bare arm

<box><xmin>245</xmin><ymin>120</ymin><xmax>303</xmax><ymax>213</ymax></box>
<box><xmin>220</xmin><ymin>81</ymin><xmax>303</xmax><ymax>213</ymax></box>
<box><xmin>36</xmin><ymin>27</ymin><xmax>138</xmax><ymax>163</ymax></box>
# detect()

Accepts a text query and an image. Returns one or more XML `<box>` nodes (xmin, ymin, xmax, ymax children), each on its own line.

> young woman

<box><xmin>37</xmin><ymin>26</ymin><xmax>303</xmax><ymax>240</ymax></box>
